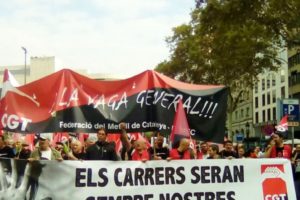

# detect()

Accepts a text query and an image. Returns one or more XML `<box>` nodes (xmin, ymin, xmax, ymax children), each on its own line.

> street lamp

<box><xmin>245</xmin><ymin>122</ymin><xmax>250</xmax><ymax>149</ymax></box>
<box><xmin>21</xmin><ymin>47</ymin><xmax>27</xmax><ymax>84</ymax></box>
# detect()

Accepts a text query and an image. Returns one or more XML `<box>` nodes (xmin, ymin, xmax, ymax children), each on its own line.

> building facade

<box><xmin>230</xmin><ymin>48</ymin><xmax>289</xmax><ymax>146</ymax></box>
<box><xmin>252</xmin><ymin>49</ymin><xmax>289</xmax><ymax>142</ymax></box>
<box><xmin>0</xmin><ymin>56</ymin><xmax>56</xmax><ymax>87</ymax></box>
<box><xmin>231</xmin><ymin>88</ymin><xmax>253</xmax><ymax>143</ymax></box>
<box><xmin>0</xmin><ymin>56</ymin><xmax>125</xmax><ymax>89</ymax></box>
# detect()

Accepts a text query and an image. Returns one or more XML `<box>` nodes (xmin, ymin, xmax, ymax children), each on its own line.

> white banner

<box><xmin>0</xmin><ymin>158</ymin><xmax>296</xmax><ymax>200</ymax></box>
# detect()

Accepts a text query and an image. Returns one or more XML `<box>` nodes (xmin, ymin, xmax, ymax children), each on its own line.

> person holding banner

<box><xmin>0</xmin><ymin>136</ymin><xmax>15</xmax><ymax>158</ymax></box>
<box><xmin>67</xmin><ymin>140</ymin><xmax>86</xmax><ymax>160</ymax></box>
<box><xmin>168</xmin><ymin>138</ymin><xmax>195</xmax><ymax>160</ymax></box>
<box><xmin>15</xmin><ymin>140</ymin><xmax>31</xmax><ymax>159</ymax></box>
<box><xmin>196</xmin><ymin>141</ymin><xmax>209</xmax><ymax>159</ymax></box>
<box><xmin>207</xmin><ymin>144</ymin><xmax>220</xmax><ymax>159</ymax></box>
<box><xmin>131</xmin><ymin>139</ymin><xmax>150</xmax><ymax>161</ymax></box>
<box><xmin>85</xmin><ymin>127</ymin><xmax>119</xmax><ymax>161</ymax></box>
<box><xmin>29</xmin><ymin>135</ymin><xmax>62</xmax><ymax>161</ymax></box>
<box><xmin>219</xmin><ymin>140</ymin><xmax>238</xmax><ymax>159</ymax></box>
<box><xmin>27</xmin><ymin>134</ymin><xmax>62</xmax><ymax>199</ymax></box>
<box><xmin>148</xmin><ymin>135</ymin><xmax>169</xmax><ymax>160</ymax></box>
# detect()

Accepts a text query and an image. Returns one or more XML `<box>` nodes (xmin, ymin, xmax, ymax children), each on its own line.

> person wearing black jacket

<box><xmin>0</xmin><ymin>136</ymin><xmax>15</xmax><ymax>158</ymax></box>
<box><xmin>85</xmin><ymin>127</ymin><xmax>118</xmax><ymax>161</ymax></box>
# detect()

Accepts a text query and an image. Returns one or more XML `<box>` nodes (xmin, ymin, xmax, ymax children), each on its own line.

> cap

<box><xmin>38</xmin><ymin>134</ymin><xmax>51</xmax><ymax>141</ymax></box>
<box><xmin>271</xmin><ymin>131</ymin><xmax>285</xmax><ymax>138</ymax></box>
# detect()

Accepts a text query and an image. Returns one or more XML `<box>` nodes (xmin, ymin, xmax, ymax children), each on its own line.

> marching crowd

<box><xmin>1</xmin><ymin>123</ymin><xmax>300</xmax><ymax>180</ymax></box>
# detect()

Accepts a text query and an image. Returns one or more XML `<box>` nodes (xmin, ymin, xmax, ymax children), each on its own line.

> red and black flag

<box><xmin>170</xmin><ymin>100</ymin><xmax>190</xmax><ymax>148</ymax></box>
<box><xmin>0</xmin><ymin>69</ymin><xmax>228</xmax><ymax>143</ymax></box>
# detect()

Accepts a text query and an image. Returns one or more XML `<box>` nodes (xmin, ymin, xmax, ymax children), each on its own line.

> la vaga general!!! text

<box><xmin>58</xmin><ymin>87</ymin><xmax>218</xmax><ymax>119</ymax></box>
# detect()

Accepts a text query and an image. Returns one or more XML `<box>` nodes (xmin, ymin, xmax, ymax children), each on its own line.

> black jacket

<box><xmin>85</xmin><ymin>141</ymin><xmax>118</xmax><ymax>161</ymax></box>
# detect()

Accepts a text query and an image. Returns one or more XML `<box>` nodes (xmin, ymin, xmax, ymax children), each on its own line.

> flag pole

<box><xmin>153</xmin><ymin>132</ymin><xmax>157</xmax><ymax>158</ymax></box>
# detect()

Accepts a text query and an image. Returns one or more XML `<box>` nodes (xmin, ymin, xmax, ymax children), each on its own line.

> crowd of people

<box><xmin>0</xmin><ymin>123</ymin><xmax>300</xmax><ymax>180</ymax></box>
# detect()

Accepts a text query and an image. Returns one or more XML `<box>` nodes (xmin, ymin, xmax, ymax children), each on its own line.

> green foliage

<box><xmin>155</xmin><ymin>0</ymin><xmax>300</xmax><ymax>113</ymax></box>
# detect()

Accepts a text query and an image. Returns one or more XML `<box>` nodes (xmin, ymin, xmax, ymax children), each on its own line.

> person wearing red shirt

<box><xmin>196</xmin><ymin>141</ymin><xmax>209</xmax><ymax>159</ymax></box>
<box><xmin>168</xmin><ymin>138</ymin><xmax>195</xmax><ymax>160</ymax></box>
<box><xmin>131</xmin><ymin>139</ymin><xmax>150</xmax><ymax>162</ymax></box>
<box><xmin>265</xmin><ymin>132</ymin><xmax>292</xmax><ymax>159</ymax></box>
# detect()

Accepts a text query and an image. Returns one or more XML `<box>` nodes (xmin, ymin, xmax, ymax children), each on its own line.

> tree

<box><xmin>155</xmin><ymin>0</ymin><xmax>300</xmax><ymax>138</ymax></box>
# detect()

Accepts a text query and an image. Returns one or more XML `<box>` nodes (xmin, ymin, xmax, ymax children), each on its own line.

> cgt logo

<box><xmin>264</xmin><ymin>194</ymin><xmax>287</xmax><ymax>200</ymax></box>
<box><xmin>1</xmin><ymin>113</ymin><xmax>32</xmax><ymax>131</ymax></box>
<box><xmin>261</xmin><ymin>164</ymin><xmax>288</xmax><ymax>200</ymax></box>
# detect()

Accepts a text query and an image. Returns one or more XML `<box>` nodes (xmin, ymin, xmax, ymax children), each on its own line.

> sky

<box><xmin>0</xmin><ymin>0</ymin><xmax>195</xmax><ymax>78</ymax></box>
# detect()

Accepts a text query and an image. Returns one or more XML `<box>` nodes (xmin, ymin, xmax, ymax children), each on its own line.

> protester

<box><xmin>237</xmin><ymin>146</ymin><xmax>246</xmax><ymax>158</ymax></box>
<box><xmin>84</xmin><ymin>135</ymin><xmax>97</xmax><ymax>150</ymax></box>
<box><xmin>85</xmin><ymin>127</ymin><xmax>118</xmax><ymax>161</ymax></box>
<box><xmin>68</xmin><ymin>140</ymin><xmax>86</xmax><ymax>160</ymax></box>
<box><xmin>131</xmin><ymin>139</ymin><xmax>150</xmax><ymax>161</ymax></box>
<box><xmin>168</xmin><ymin>138</ymin><xmax>195</xmax><ymax>160</ymax></box>
<box><xmin>219</xmin><ymin>140</ymin><xmax>238</xmax><ymax>159</ymax></box>
<box><xmin>119</xmin><ymin>123</ymin><xmax>132</xmax><ymax>160</ymax></box>
<box><xmin>264</xmin><ymin>132</ymin><xmax>292</xmax><ymax>159</ymax></box>
<box><xmin>29</xmin><ymin>135</ymin><xmax>62</xmax><ymax>161</ymax></box>
<box><xmin>55</xmin><ymin>142</ymin><xmax>69</xmax><ymax>160</ymax></box>
<box><xmin>196</xmin><ymin>141</ymin><xmax>209</xmax><ymax>159</ymax></box>
<box><xmin>15</xmin><ymin>141</ymin><xmax>31</xmax><ymax>159</ymax></box>
<box><xmin>207</xmin><ymin>144</ymin><xmax>220</xmax><ymax>159</ymax></box>
<box><xmin>0</xmin><ymin>136</ymin><xmax>15</xmax><ymax>158</ymax></box>
<box><xmin>292</xmin><ymin>144</ymin><xmax>300</xmax><ymax>180</ymax></box>
<box><xmin>244</xmin><ymin>147</ymin><xmax>258</xmax><ymax>158</ymax></box>
<box><xmin>5</xmin><ymin>138</ymin><xmax>16</xmax><ymax>154</ymax></box>
<box><xmin>148</xmin><ymin>135</ymin><xmax>169</xmax><ymax>160</ymax></box>
<box><xmin>254</xmin><ymin>146</ymin><xmax>264</xmax><ymax>158</ymax></box>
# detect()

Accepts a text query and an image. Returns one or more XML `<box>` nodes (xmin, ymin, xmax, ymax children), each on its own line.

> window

<box><xmin>254</xmin><ymin>82</ymin><xmax>258</xmax><ymax>93</ymax></box>
<box><xmin>267</xmin><ymin>92</ymin><xmax>271</xmax><ymax>105</ymax></box>
<box><xmin>281</xmin><ymin>69</ymin><xmax>285</xmax><ymax>83</ymax></box>
<box><xmin>255</xmin><ymin>112</ymin><xmax>259</xmax><ymax>124</ymax></box>
<box><xmin>246</xmin><ymin>107</ymin><xmax>250</xmax><ymax>117</ymax></box>
<box><xmin>267</xmin><ymin>109</ymin><xmax>271</xmax><ymax>121</ymax></box>
<box><xmin>272</xmin><ymin>90</ymin><xmax>276</xmax><ymax>103</ymax></box>
<box><xmin>262</xmin><ymin>110</ymin><xmax>266</xmax><ymax>122</ymax></box>
<box><xmin>288</xmin><ymin>52</ymin><xmax>300</xmax><ymax>68</ymax></box>
<box><xmin>255</xmin><ymin>97</ymin><xmax>259</xmax><ymax>108</ymax></box>
<box><xmin>241</xmin><ymin>109</ymin><xmax>244</xmax><ymax>118</ymax></box>
<box><xmin>262</xmin><ymin>94</ymin><xmax>265</xmax><ymax>106</ymax></box>
<box><xmin>267</xmin><ymin>78</ymin><xmax>270</xmax><ymax>89</ymax></box>
<box><xmin>272</xmin><ymin>74</ymin><xmax>276</xmax><ymax>86</ymax></box>
<box><xmin>273</xmin><ymin>107</ymin><xmax>276</xmax><ymax>120</ymax></box>
<box><xmin>291</xmin><ymin>70</ymin><xmax>297</xmax><ymax>86</ymax></box>
<box><xmin>281</xmin><ymin>86</ymin><xmax>286</xmax><ymax>98</ymax></box>
<box><xmin>262</xmin><ymin>79</ymin><xmax>265</xmax><ymax>90</ymax></box>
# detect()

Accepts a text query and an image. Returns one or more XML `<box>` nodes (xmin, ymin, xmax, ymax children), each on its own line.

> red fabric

<box><xmin>169</xmin><ymin>149</ymin><xmax>191</xmax><ymax>160</ymax></box>
<box><xmin>131</xmin><ymin>150</ymin><xmax>150</xmax><ymax>161</ymax></box>
<box><xmin>270</xmin><ymin>145</ymin><xmax>292</xmax><ymax>159</ymax></box>
<box><xmin>275</xmin><ymin>115</ymin><xmax>288</xmax><ymax>132</ymax></box>
<box><xmin>249</xmin><ymin>152</ymin><xmax>258</xmax><ymax>158</ymax></box>
<box><xmin>25</xmin><ymin>134</ymin><xmax>35</xmax><ymax>151</ymax></box>
<box><xmin>51</xmin><ymin>132</ymin><xmax>69</xmax><ymax>146</ymax></box>
<box><xmin>197</xmin><ymin>152</ymin><xmax>205</xmax><ymax>159</ymax></box>
<box><xmin>0</xmin><ymin>69</ymin><xmax>223</xmax><ymax>124</ymax></box>
<box><xmin>170</xmin><ymin>100</ymin><xmax>190</xmax><ymax>143</ymax></box>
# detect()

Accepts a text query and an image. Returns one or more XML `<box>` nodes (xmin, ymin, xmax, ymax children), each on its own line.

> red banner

<box><xmin>0</xmin><ymin>69</ymin><xmax>227</xmax><ymax>143</ymax></box>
